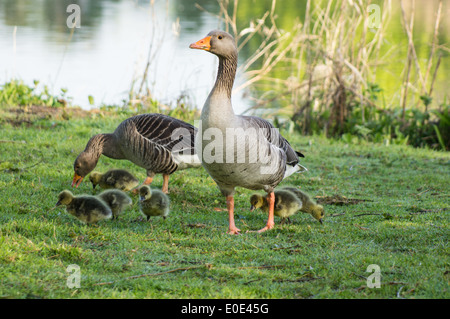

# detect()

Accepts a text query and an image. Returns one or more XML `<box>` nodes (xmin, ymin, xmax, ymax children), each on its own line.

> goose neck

<box><xmin>86</xmin><ymin>134</ymin><xmax>122</xmax><ymax>159</ymax></box>
<box><xmin>212</xmin><ymin>55</ymin><xmax>237</xmax><ymax>100</ymax></box>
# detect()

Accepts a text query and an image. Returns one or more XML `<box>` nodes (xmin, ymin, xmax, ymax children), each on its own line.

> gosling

<box><xmin>97</xmin><ymin>189</ymin><xmax>132</xmax><ymax>220</ymax></box>
<box><xmin>250</xmin><ymin>189</ymin><xmax>303</xmax><ymax>224</ymax></box>
<box><xmin>89</xmin><ymin>169</ymin><xmax>139</xmax><ymax>192</ymax></box>
<box><xmin>139</xmin><ymin>185</ymin><xmax>170</xmax><ymax>221</ymax></box>
<box><xmin>282</xmin><ymin>187</ymin><xmax>325</xmax><ymax>224</ymax></box>
<box><xmin>56</xmin><ymin>190</ymin><xmax>112</xmax><ymax>224</ymax></box>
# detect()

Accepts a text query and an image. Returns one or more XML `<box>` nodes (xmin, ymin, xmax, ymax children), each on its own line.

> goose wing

<box><xmin>132</xmin><ymin>113</ymin><xmax>197</xmax><ymax>155</ymax></box>
<box><xmin>241</xmin><ymin>115</ymin><xmax>303</xmax><ymax>166</ymax></box>
<box><xmin>115</xmin><ymin>113</ymin><xmax>198</xmax><ymax>174</ymax></box>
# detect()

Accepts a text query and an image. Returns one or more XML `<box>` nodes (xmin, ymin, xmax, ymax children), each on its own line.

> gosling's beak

<box><xmin>72</xmin><ymin>173</ymin><xmax>83</xmax><ymax>188</ymax></box>
<box><xmin>250</xmin><ymin>205</ymin><xmax>255</xmax><ymax>212</ymax></box>
<box><xmin>55</xmin><ymin>201</ymin><xmax>61</xmax><ymax>207</ymax></box>
<box><xmin>140</xmin><ymin>196</ymin><xmax>145</xmax><ymax>201</ymax></box>
<box><xmin>189</xmin><ymin>36</ymin><xmax>211</xmax><ymax>51</ymax></box>
<box><xmin>319</xmin><ymin>218</ymin><xmax>323</xmax><ymax>224</ymax></box>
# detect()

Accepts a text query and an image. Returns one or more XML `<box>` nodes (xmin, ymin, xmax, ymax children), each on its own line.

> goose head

<box><xmin>139</xmin><ymin>185</ymin><xmax>152</xmax><ymax>201</ymax></box>
<box><xmin>249</xmin><ymin>194</ymin><xmax>266</xmax><ymax>212</ymax></box>
<box><xmin>89</xmin><ymin>171</ymin><xmax>102</xmax><ymax>189</ymax></box>
<box><xmin>72</xmin><ymin>152</ymin><xmax>98</xmax><ymax>188</ymax></box>
<box><xmin>56</xmin><ymin>190</ymin><xmax>74</xmax><ymax>206</ymax></box>
<box><xmin>310</xmin><ymin>204</ymin><xmax>325</xmax><ymax>224</ymax></box>
<box><xmin>189</xmin><ymin>30</ymin><xmax>237</xmax><ymax>59</ymax></box>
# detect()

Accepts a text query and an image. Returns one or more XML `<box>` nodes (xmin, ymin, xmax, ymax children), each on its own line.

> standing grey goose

<box><xmin>72</xmin><ymin>113</ymin><xmax>201</xmax><ymax>193</ymax></box>
<box><xmin>190</xmin><ymin>30</ymin><xmax>306</xmax><ymax>234</ymax></box>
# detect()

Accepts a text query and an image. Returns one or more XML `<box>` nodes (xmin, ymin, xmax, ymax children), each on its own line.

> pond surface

<box><xmin>0</xmin><ymin>0</ymin><xmax>448</xmax><ymax>113</ymax></box>
<box><xmin>0</xmin><ymin>0</ymin><xmax>253</xmax><ymax>113</ymax></box>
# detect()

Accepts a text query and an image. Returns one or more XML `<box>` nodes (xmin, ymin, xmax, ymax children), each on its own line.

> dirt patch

<box><xmin>316</xmin><ymin>194</ymin><xmax>371</xmax><ymax>205</ymax></box>
<box><xmin>1</xmin><ymin>104</ymin><xmax>104</xmax><ymax>127</ymax></box>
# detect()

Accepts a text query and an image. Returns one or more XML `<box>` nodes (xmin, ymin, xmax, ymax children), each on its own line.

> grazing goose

<box><xmin>139</xmin><ymin>185</ymin><xmax>170</xmax><ymax>221</ymax></box>
<box><xmin>97</xmin><ymin>189</ymin><xmax>133</xmax><ymax>220</ymax></box>
<box><xmin>250</xmin><ymin>189</ymin><xmax>303</xmax><ymax>225</ymax></box>
<box><xmin>56</xmin><ymin>190</ymin><xmax>112</xmax><ymax>224</ymax></box>
<box><xmin>190</xmin><ymin>30</ymin><xmax>306</xmax><ymax>234</ymax></box>
<box><xmin>89</xmin><ymin>169</ymin><xmax>139</xmax><ymax>192</ymax></box>
<box><xmin>282</xmin><ymin>187</ymin><xmax>325</xmax><ymax>224</ymax></box>
<box><xmin>72</xmin><ymin>113</ymin><xmax>201</xmax><ymax>193</ymax></box>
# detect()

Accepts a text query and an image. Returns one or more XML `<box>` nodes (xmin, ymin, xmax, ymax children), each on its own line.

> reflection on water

<box><xmin>0</xmin><ymin>0</ymin><xmax>252</xmax><ymax>112</ymax></box>
<box><xmin>0</xmin><ymin>0</ymin><xmax>448</xmax><ymax>113</ymax></box>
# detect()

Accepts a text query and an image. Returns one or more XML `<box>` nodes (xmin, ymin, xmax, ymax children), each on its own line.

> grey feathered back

<box><xmin>73</xmin><ymin>113</ymin><xmax>200</xmax><ymax>182</ymax></box>
<box><xmin>113</xmin><ymin>113</ymin><xmax>199</xmax><ymax>175</ymax></box>
<box><xmin>242</xmin><ymin>115</ymin><xmax>304</xmax><ymax>165</ymax></box>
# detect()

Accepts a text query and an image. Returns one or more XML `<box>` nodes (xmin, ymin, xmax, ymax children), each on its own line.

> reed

<box><xmin>209</xmin><ymin>0</ymin><xmax>447</xmax><ymax>147</ymax></box>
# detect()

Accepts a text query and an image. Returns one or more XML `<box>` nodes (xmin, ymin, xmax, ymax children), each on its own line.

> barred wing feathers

<box><xmin>241</xmin><ymin>115</ymin><xmax>305</xmax><ymax>168</ymax></box>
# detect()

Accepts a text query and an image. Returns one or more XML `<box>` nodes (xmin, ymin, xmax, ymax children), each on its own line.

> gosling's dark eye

<box><xmin>218</xmin><ymin>35</ymin><xmax>223</xmax><ymax>40</ymax></box>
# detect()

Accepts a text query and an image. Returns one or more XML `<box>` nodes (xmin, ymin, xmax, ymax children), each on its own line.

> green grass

<box><xmin>0</xmin><ymin>108</ymin><xmax>449</xmax><ymax>299</ymax></box>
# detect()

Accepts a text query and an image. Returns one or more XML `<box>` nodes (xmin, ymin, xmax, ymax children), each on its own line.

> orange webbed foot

<box><xmin>227</xmin><ymin>227</ymin><xmax>241</xmax><ymax>235</ymax></box>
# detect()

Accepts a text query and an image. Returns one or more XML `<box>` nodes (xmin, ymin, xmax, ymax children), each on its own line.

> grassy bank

<box><xmin>0</xmin><ymin>103</ymin><xmax>448</xmax><ymax>299</ymax></box>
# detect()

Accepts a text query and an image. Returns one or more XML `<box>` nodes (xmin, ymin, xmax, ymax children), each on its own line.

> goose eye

<box><xmin>218</xmin><ymin>35</ymin><xmax>223</xmax><ymax>40</ymax></box>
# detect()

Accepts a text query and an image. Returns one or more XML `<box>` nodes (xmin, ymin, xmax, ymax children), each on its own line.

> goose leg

<box><xmin>226</xmin><ymin>195</ymin><xmax>240</xmax><ymax>235</ymax></box>
<box><xmin>257</xmin><ymin>192</ymin><xmax>275</xmax><ymax>233</ymax></box>
<box><xmin>143</xmin><ymin>176</ymin><xmax>153</xmax><ymax>185</ymax></box>
<box><xmin>162</xmin><ymin>174</ymin><xmax>169</xmax><ymax>194</ymax></box>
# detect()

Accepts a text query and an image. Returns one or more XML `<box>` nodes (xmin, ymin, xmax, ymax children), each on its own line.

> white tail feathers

<box><xmin>283</xmin><ymin>163</ymin><xmax>308</xmax><ymax>179</ymax></box>
<box><xmin>172</xmin><ymin>153</ymin><xmax>202</xmax><ymax>169</ymax></box>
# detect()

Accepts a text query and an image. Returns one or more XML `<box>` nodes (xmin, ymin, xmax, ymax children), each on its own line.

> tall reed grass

<box><xmin>202</xmin><ymin>0</ymin><xmax>448</xmax><ymax>150</ymax></box>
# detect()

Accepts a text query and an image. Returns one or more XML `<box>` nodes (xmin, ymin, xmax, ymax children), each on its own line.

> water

<box><xmin>0</xmin><ymin>0</ymin><xmax>448</xmax><ymax>114</ymax></box>
<box><xmin>0</xmin><ymin>0</ymin><xmax>251</xmax><ymax>113</ymax></box>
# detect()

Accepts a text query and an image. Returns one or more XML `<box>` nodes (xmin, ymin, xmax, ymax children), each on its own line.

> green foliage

<box><xmin>0</xmin><ymin>79</ymin><xmax>67</xmax><ymax>108</ymax></box>
<box><xmin>216</xmin><ymin>0</ymin><xmax>449</xmax><ymax>152</ymax></box>
<box><xmin>88</xmin><ymin>95</ymin><xmax>95</xmax><ymax>106</ymax></box>
<box><xmin>0</xmin><ymin>79</ymin><xmax>198</xmax><ymax>125</ymax></box>
<box><xmin>431</xmin><ymin>105</ymin><xmax>450</xmax><ymax>151</ymax></box>
<box><xmin>287</xmin><ymin>83</ymin><xmax>450</xmax><ymax>150</ymax></box>
<box><xmin>120</xmin><ymin>96</ymin><xmax>200</xmax><ymax>124</ymax></box>
<box><xmin>98</xmin><ymin>97</ymin><xmax>200</xmax><ymax>124</ymax></box>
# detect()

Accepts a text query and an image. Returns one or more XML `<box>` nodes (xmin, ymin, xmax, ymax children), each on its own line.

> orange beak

<box><xmin>189</xmin><ymin>36</ymin><xmax>211</xmax><ymax>51</ymax></box>
<box><xmin>72</xmin><ymin>173</ymin><xmax>84</xmax><ymax>188</ymax></box>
